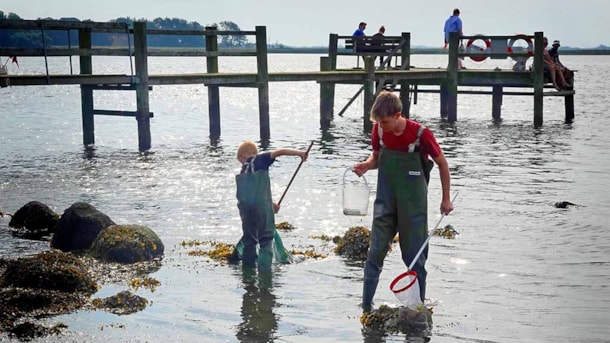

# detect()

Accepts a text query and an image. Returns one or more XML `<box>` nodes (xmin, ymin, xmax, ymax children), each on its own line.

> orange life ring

<box><xmin>466</xmin><ymin>36</ymin><xmax>491</xmax><ymax>62</ymax></box>
<box><xmin>507</xmin><ymin>34</ymin><xmax>534</xmax><ymax>61</ymax></box>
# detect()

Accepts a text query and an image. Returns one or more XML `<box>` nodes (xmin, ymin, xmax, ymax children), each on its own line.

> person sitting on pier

<box><xmin>549</xmin><ymin>40</ymin><xmax>573</xmax><ymax>87</ymax></box>
<box><xmin>352</xmin><ymin>22</ymin><xmax>368</xmax><ymax>52</ymax></box>
<box><xmin>543</xmin><ymin>37</ymin><xmax>570</xmax><ymax>90</ymax></box>
<box><xmin>370</xmin><ymin>25</ymin><xmax>387</xmax><ymax>67</ymax></box>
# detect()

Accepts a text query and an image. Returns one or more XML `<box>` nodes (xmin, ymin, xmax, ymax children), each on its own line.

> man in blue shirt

<box><xmin>443</xmin><ymin>8</ymin><xmax>463</xmax><ymax>69</ymax></box>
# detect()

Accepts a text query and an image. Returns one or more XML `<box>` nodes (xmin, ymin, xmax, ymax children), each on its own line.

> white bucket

<box><xmin>342</xmin><ymin>168</ymin><xmax>370</xmax><ymax>216</ymax></box>
<box><xmin>390</xmin><ymin>270</ymin><xmax>423</xmax><ymax>309</ymax></box>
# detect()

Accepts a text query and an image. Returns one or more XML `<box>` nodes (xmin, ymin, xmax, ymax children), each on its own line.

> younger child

<box><xmin>236</xmin><ymin>141</ymin><xmax>309</xmax><ymax>272</ymax></box>
<box><xmin>353</xmin><ymin>91</ymin><xmax>453</xmax><ymax>312</ymax></box>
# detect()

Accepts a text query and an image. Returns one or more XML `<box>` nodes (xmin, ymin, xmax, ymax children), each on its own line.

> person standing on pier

<box><xmin>353</xmin><ymin>91</ymin><xmax>454</xmax><ymax>313</ymax></box>
<box><xmin>443</xmin><ymin>8</ymin><xmax>464</xmax><ymax>69</ymax></box>
<box><xmin>352</xmin><ymin>21</ymin><xmax>367</xmax><ymax>52</ymax></box>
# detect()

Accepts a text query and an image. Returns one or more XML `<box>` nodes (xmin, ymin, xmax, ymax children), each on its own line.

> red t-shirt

<box><xmin>371</xmin><ymin>120</ymin><xmax>442</xmax><ymax>159</ymax></box>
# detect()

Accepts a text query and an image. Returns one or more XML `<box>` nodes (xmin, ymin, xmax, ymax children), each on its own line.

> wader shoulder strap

<box><xmin>378</xmin><ymin>123</ymin><xmax>425</xmax><ymax>152</ymax></box>
<box><xmin>243</xmin><ymin>156</ymin><xmax>257</xmax><ymax>174</ymax></box>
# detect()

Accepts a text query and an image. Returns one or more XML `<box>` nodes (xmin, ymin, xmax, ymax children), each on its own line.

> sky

<box><xmin>2</xmin><ymin>0</ymin><xmax>607</xmax><ymax>48</ymax></box>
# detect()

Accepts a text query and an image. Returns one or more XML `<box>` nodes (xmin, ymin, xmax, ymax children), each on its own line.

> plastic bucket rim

<box><xmin>389</xmin><ymin>270</ymin><xmax>418</xmax><ymax>294</ymax></box>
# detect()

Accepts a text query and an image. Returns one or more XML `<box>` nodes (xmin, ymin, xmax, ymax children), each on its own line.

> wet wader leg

<box><xmin>240</xmin><ymin>206</ymin><xmax>259</xmax><ymax>269</ymax></box>
<box><xmin>398</xmin><ymin>212</ymin><xmax>428</xmax><ymax>301</ymax></box>
<box><xmin>362</xmin><ymin>171</ymin><xmax>397</xmax><ymax>311</ymax></box>
<box><xmin>257</xmin><ymin>203</ymin><xmax>275</xmax><ymax>272</ymax></box>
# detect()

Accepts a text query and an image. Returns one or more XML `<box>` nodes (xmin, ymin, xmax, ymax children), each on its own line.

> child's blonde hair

<box><xmin>369</xmin><ymin>90</ymin><xmax>402</xmax><ymax>121</ymax></box>
<box><xmin>237</xmin><ymin>140</ymin><xmax>258</xmax><ymax>159</ymax></box>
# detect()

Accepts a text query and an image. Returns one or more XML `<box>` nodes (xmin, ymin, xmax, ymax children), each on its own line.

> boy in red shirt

<box><xmin>353</xmin><ymin>91</ymin><xmax>454</xmax><ymax>312</ymax></box>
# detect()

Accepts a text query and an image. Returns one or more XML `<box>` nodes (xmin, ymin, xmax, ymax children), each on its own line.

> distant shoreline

<box><xmin>268</xmin><ymin>47</ymin><xmax>610</xmax><ymax>55</ymax></box>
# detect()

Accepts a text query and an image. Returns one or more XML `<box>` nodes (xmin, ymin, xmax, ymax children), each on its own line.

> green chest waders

<box><xmin>362</xmin><ymin>148</ymin><xmax>429</xmax><ymax>311</ymax></box>
<box><xmin>234</xmin><ymin>161</ymin><xmax>292</xmax><ymax>271</ymax></box>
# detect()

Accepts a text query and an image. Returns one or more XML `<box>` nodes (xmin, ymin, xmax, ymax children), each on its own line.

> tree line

<box><xmin>0</xmin><ymin>11</ymin><xmax>249</xmax><ymax>48</ymax></box>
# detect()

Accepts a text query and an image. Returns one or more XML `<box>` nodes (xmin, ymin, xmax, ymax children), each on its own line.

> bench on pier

<box><xmin>342</xmin><ymin>36</ymin><xmax>405</xmax><ymax>68</ymax></box>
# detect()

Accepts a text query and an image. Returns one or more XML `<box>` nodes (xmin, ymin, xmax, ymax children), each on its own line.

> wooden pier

<box><xmin>0</xmin><ymin>19</ymin><xmax>575</xmax><ymax>152</ymax></box>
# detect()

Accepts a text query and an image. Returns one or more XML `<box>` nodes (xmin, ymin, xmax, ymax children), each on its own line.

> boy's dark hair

<box><xmin>370</xmin><ymin>91</ymin><xmax>402</xmax><ymax>121</ymax></box>
<box><xmin>453</xmin><ymin>8</ymin><xmax>460</xmax><ymax>15</ymax></box>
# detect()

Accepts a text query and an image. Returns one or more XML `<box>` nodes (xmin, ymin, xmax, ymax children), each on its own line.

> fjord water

<box><xmin>0</xmin><ymin>54</ymin><xmax>609</xmax><ymax>342</ymax></box>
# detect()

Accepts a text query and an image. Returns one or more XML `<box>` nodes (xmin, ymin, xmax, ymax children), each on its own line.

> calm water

<box><xmin>1</xmin><ymin>54</ymin><xmax>609</xmax><ymax>342</ymax></box>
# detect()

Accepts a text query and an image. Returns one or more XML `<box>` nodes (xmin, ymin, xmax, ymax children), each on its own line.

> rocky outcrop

<box><xmin>89</xmin><ymin>224</ymin><xmax>164</xmax><ymax>264</ymax></box>
<box><xmin>51</xmin><ymin>202</ymin><xmax>115</xmax><ymax>252</ymax></box>
<box><xmin>8</xmin><ymin>201</ymin><xmax>59</xmax><ymax>240</ymax></box>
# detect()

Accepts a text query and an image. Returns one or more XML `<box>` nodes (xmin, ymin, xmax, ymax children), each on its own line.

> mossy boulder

<box><xmin>0</xmin><ymin>249</ymin><xmax>97</xmax><ymax>295</ymax></box>
<box><xmin>89</xmin><ymin>224</ymin><xmax>164</xmax><ymax>264</ymax></box>
<box><xmin>91</xmin><ymin>290</ymin><xmax>148</xmax><ymax>315</ymax></box>
<box><xmin>360</xmin><ymin>304</ymin><xmax>433</xmax><ymax>335</ymax></box>
<box><xmin>8</xmin><ymin>201</ymin><xmax>60</xmax><ymax>240</ymax></box>
<box><xmin>334</xmin><ymin>226</ymin><xmax>371</xmax><ymax>261</ymax></box>
<box><xmin>51</xmin><ymin>202</ymin><xmax>115</xmax><ymax>252</ymax></box>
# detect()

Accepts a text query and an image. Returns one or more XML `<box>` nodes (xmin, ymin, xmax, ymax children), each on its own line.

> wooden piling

<box><xmin>133</xmin><ymin>22</ymin><xmax>152</xmax><ymax>152</ymax></box>
<box><xmin>399</xmin><ymin>32</ymin><xmax>411</xmax><ymax>118</ymax></box>
<box><xmin>533</xmin><ymin>32</ymin><xmax>544</xmax><ymax>127</ymax></box>
<box><xmin>363</xmin><ymin>56</ymin><xmax>376</xmax><ymax>131</ymax></box>
<box><xmin>205</xmin><ymin>26</ymin><xmax>221</xmax><ymax>140</ymax></box>
<box><xmin>446</xmin><ymin>32</ymin><xmax>459</xmax><ymax>122</ymax></box>
<box><xmin>565</xmin><ymin>94</ymin><xmax>575</xmax><ymax>123</ymax></box>
<box><xmin>255</xmin><ymin>26</ymin><xmax>270</xmax><ymax>142</ymax></box>
<box><xmin>320</xmin><ymin>57</ymin><xmax>334</xmax><ymax>128</ymax></box>
<box><xmin>78</xmin><ymin>28</ymin><xmax>94</xmax><ymax>147</ymax></box>
<box><xmin>492</xmin><ymin>85</ymin><xmax>503</xmax><ymax>120</ymax></box>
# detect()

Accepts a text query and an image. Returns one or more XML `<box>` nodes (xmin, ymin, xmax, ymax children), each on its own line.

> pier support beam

<box><xmin>79</xmin><ymin>28</ymin><xmax>94</xmax><ymax>147</ymax></box>
<box><xmin>492</xmin><ymin>85</ymin><xmax>503</xmax><ymax>120</ymax></box>
<box><xmin>320</xmin><ymin>57</ymin><xmax>334</xmax><ymax>128</ymax></box>
<box><xmin>565</xmin><ymin>93</ymin><xmax>574</xmax><ymax>123</ymax></box>
<box><xmin>445</xmin><ymin>32</ymin><xmax>459</xmax><ymax>122</ymax></box>
<box><xmin>255</xmin><ymin>26</ymin><xmax>270</xmax><ymax>142</ymax></box>
<box><xmin>205</xmin><ymin>26</ymin><xmax>221</xmax><ymax>141</ymax></box>
<box><xmin>133</xmin><ymin>22</ymin><xmax>152</xmax><ymax>152</ymax></box>
<box><xmin>363</xmin><ymin>56</ymin><xmax>376</xmax><ymax>132</ymax></box>
<box><xmin>399</xmin><ymin>32</ymin><xmax>411</xmax><ymax>118</ymax></box>
<box><xmin>533</xmin><ymin>32</ymin><xmax>544</xmax><ymax>127</ymax></box>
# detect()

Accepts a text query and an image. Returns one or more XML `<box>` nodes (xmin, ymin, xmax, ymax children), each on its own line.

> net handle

<box><xmin>408</xmin><ymin>192</ymin><xmax>459</xmax><ymax>271</ymax></box>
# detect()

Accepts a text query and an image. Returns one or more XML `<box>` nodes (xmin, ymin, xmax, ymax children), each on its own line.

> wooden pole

<box><xmin>205</xmin><ymin>26</ymin><xmax>221</xmax><ymax>140</ymax></box>
<box><xmin>78</xmin><ymin>28</ymin><xmax>94</xmax><ymax>147</ymax></box>
<box><xmin>363</xmin><ymin>56</ymin><xmax>375</xmax><ymax>132</ymax></box>
<box><xmin>533</xmin><ymin>32</ymin><xmax>544</xmax><ymax>127</ymax></box>
<box><xmin>565</xmin><ymin>93</ymin><xmax>575</xmax><ymax>123</ymax></box>
<box><xmin>320</xmin><ymin>57</ymin><xmax>334</xmax><ymax>128</ymax></box>
<box><xmin>446</xmin><ymin>31</ymin><xmax>459</xmax><ymax>122</ymax></box>
<box><xmin>399</xmin><ymin>32</ymin><xmax>411</xmax><ymax>118</ymax></box>
<box><xmin>492</xmin><ymin>85</ymin><xmax>503</xmax><ymax>120</ymax></box>
<box><xmin>133</xmin><ymin>22</ymin><xmax>152</xmax><ymax>152</ymax></box>
<box><xmin>255</xmin><ymin>26</ymin><xmax>270</xmax><ymax>142</ymax></box>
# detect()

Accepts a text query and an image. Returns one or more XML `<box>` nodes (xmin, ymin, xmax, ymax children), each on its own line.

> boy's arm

<box><xmin>353</xmin><ymin>150</ymin><xmax>379</xmax><ymax>176</ymax></box>
<box><xmin>432</xmin><ymin>151</ymin><xmax>454</xmax><ymax>215</ymax></box>
<box><xmin>270</xmin><ymin>148</ymin><xmax>308</xmax><ymax>161</ymax></box>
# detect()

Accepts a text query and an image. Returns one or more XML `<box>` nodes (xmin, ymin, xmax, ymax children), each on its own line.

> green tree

<box><xmin>218</xmin><ymin>21</ymin><xmax>247</xmax><ymax>47</ymax></box>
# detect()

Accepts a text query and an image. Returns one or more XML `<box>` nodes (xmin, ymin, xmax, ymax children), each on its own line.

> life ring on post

<box><xmin>507</xmin><ymin>34</ymin><xmax>534</xmax><ymax>61</ymax></box>
<box><xmin>466</xmin><ymin>35</ymin><xmax>491</xmax><ymax>62</ymax></box>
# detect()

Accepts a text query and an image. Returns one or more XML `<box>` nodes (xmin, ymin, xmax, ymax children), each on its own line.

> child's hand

<box><xmin>273</xmin><ymin>203</ymin><xmax>280</xmax><ymax>214</ymax></box>
<box><xmin>301</xmin><ymin>150</ymin><xmax>309</xmax><ymax>162</ymax></box>
<box><xmin>353</xmin><ymin>162</ymin><xmax>369</xmax><ymax>177</ymax></box>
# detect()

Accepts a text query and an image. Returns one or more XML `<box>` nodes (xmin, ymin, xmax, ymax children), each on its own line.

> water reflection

<box><xmin>236</xmin><ymin>270</ymin><xmax>278</xmax><ymax>342</ymax></box>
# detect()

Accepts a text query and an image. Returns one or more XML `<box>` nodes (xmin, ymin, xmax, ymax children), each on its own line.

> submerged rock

<box><xmin>432</xmin><ymin>224</ymin><xmax>459</xmax><ymax>239</ymax></box>
<box><xmin>89</xmin><ymin>224</ymin><xmax>164</xmax><ymax>264</ymax></box>
<box><xmin>8</xmin><ymin>201</ymin><xmax>59</xmax><ymax>240</ymax></box>
<box><xmin>51</xmin><ymin>202</ymin><xmax>116</xmax><ymax>252</ymax></box>
<box><xmin>360</xmin><ymin>304</ymin><xmax>433</xmax><ymax>335</ymax></box>
<box><xmin>91</xmin><ymin>290</ymin><xmax>148</xmax><ymax>315</ymax></box>
<box><xmin>334</xmin><ymin>226</ymin><xmax>370</xmax><ymax>261</ymax></box>
<box><xmin>555</xmin><ymin>201</ymin><xmax>578</xmax><ymax>208</ymax></box>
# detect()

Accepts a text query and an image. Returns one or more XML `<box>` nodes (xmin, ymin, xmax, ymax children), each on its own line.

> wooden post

<box><xmin>320</xmin><ymin>57</ymin><xmax>334</xmax><ymax>128</ymax></box>
<box><xmin>328</xmin><ymin>34</ymin><xmax>338</xmax><ymax>71</ymax></box>
<box><xmin>363</xmin><ymin>56</ymin><xmax>376</xmax><ymax>131</ymax></box>
<box><xmin>255</xmin><ymin>26</ymin><xmax>270</xmax><ymax>142</ymax></box>
<box><xmin>78</xmin><ymin>28</ymin><xmax>94</xmax><ymax>147</ymax></box>
<box><xmin>446</xmin><ymin>31</ymin><xmax>459</xmax><ymax>122</ymax></box>
<box><xmin>399</xmin><ymin>32</ymin><xmax>411</xmax><ymax>118</ymax></box>
<box><xmin>133</xmin><ymin>22</ymin><xmax>152</xmax><ymax>152</ymax></box>
<box><xmin>565</xmin><ymin>93</ymin><xmax>574</xmax><ymax>123</ymax></box>
<box><xmin>205</xmin><ymin>26</ymin><xmax>221</xmax><ymax>140</ymax></box>
<box><xmin>533</xmin><ymin>32</ymin><xmax>544</xmax><ymax>127</ymax></box>
<box><xmin>492</xmin><ymin>85</ymin><xmax>503</xmax><ymax>120</ymax></box>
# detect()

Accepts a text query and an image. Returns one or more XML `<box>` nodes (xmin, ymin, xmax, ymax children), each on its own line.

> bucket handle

<box><xmin>343</xmin><ymin>167</ymin><xmax>368</xmax><ymax>187</ymax></box>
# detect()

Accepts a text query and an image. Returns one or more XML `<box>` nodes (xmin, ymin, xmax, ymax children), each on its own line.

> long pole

<box><xmin>277</xmin><ymin>141</ymin><xmax>314</xmax><ymax>206</ymax></box>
